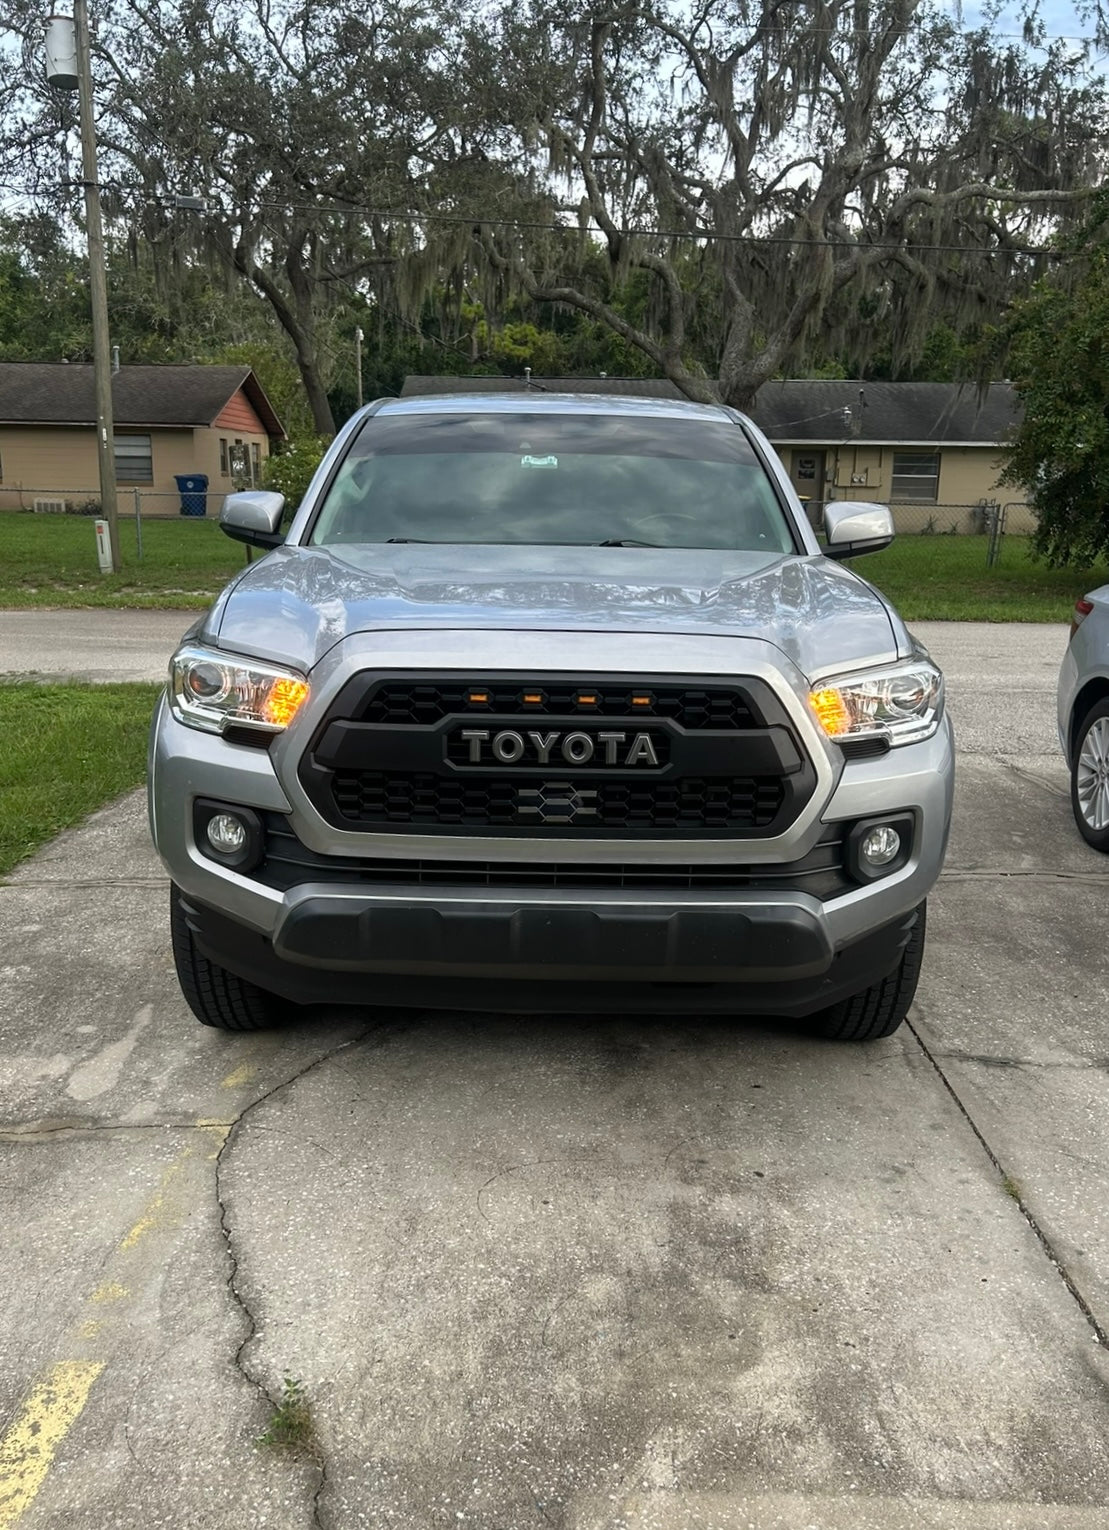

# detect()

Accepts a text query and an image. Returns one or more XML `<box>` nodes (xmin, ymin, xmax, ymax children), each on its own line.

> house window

<box><xmin>228</xmin><ymin>440</ymin><xmax>249</xmax><ymax>480</ymax></box>
<box><xmin>220</xmin><ymin>438</ymin><xmax>229</xmax><ymax>477</ymax></box>
<box><xmin>114</xmin><ymin>434</ymin><xmax>152</xmax><ymax>483</ymax></box>
<box><xmin>891</xmin><ymin>451</ymin><xmax>940</xmax><ymax>501</ymax></box>
<box><xmin>251</xmin><ymin>442</ymin><xmax>261</xmax><ymax>481</ymax></box>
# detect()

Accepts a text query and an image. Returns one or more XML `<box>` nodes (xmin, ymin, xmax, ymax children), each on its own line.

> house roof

<box><xmin>0</xmin><ymin>363</ymin><xmax>286</xmax><ymax>438</ymax></box>
<box><xmin>746</xmin><ymin>380</ymin><xmax>1018</xmax><ymax>446</ymax></box>
<box><xmin>399</xmin><ymin>375</ymin><xmax>1018</xmax><ymax>446</ymax></box>
<box><xmin>400</xmin><ymin>375</ymin><xmax>683</xmax><ymax>402</ymax></box>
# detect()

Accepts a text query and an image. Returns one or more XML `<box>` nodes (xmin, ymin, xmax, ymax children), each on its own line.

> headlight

<box><xmin>809</xmin><ymin>659</ymin><xmax>944</xmax><ymax>747</ymax></box>
<box><xmin>169</xmin><ymin>645</ymin><xmax>309</xmax><ymax>735</ymax></box>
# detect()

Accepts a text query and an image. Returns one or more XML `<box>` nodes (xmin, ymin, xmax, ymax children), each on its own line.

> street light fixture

<box><xmin>44</xmin><ymin>4</ymin><xmax>122</xmax><ymax>574</ymax></box>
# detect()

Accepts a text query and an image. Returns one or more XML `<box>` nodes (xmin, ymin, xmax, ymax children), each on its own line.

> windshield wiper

<box><xmin>596</xmin><ymin>538</ymin><xmax>664</xmax><ymax>548</ymax></box>
<box><xmin>385</xmin><ymin>537</ymin><xmax>442</xmax><ymax>543</ymax></box>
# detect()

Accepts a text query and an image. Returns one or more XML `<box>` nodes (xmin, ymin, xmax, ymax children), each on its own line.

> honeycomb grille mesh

<box><xmin>331</xmin><ymin>771</ymin><xmax>784</xmax><ymax>830</ymax></box>
<box><xmin>360</xmin><ymin>682</ymin><xmax>756</xmax><ymax>730</ymax></box>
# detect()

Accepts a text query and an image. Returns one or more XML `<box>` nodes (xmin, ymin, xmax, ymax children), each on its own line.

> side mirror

<box><xmin>824</xmin><ymin>501</ymin><xmax>894</xmax><ymax>560</ymax></box>
<box><xmin>220</xmin><ymin>490</ymin><xmax>286</xmax><ymax>549</ymax></box>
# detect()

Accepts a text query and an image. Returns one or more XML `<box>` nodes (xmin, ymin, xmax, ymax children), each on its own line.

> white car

<box><xmin>1059</xmin><ymin>588</ymin><xmax>1109</xmax><ymax>850</ymax></box>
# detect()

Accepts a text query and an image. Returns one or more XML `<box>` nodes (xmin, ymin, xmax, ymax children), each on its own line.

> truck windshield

<box><xmin>309</xmin><ymin>411</ymin><xmax>796</xmax><ymax>553</ymax></box>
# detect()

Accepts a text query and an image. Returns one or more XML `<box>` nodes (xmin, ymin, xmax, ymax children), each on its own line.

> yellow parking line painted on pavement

<box><xmin>196</xmin><ymin>1121</ymin><xmax>230</xmax><ymax>1161</ymax></box>
<box><xmin>89</xmin><ymin>1282</ymin><xmax>129</xmax><ymax>1304</ymax></box>
<box><xmin>0</xmin><ymin>1121</ymin><xmax>233</xmax><ymax>1523</ymax></box>
<box><xmin>0</xmin><ymin>1361</ymin><xmax>104</xmax><ymax>1529</ymax></box>
<box><xmin>220</xmin><ymin>1062</ymin><xmax>256</xmax><ymax>1089</ymax></box>
<box><xmin>118</xmin><ymin>1143</ymin><xmax>195</xmax><ymax>1250</ymax></box>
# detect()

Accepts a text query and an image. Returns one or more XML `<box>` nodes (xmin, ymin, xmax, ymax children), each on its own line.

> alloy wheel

<box><xmin>1076</xmin><ymin>716</ymin><xmax>1109</xmax><ymax>831</ymax></box>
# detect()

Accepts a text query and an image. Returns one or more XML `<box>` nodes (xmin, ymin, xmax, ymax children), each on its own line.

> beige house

<box><xmin>748</xmin><ymin>379</ymin><xmax>1024</xmax><ymax>532</ymax></box>
<box><xmin>401</xmin><ymin>375</ymin><xmax>1024</xmax><ymax>533</ymax></box>
<box><xmin>0</xmin><ymin>363</ymin><xmax>286</xmax><ymax>513</ymax></box>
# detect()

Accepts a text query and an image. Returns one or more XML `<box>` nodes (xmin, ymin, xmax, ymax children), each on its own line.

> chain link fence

<box><xmin>3</xmin><ymin>486</ymin><xmax>230</xmax><ymax>560</ymax></box>
<box><xmin>9</xmin><ymin>486</ymin><xmax>1036</xmax><ymax>569</ymax></box>
<box><xmin>802</xmin><ymin>499</ymin><xmax>1034</xmax><ymax>568</ymax></box>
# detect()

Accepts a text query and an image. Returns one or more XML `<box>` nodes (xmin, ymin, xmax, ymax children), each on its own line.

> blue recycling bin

<box><xmin>175</xmin><ymin>473</ymin><xmax>209</xmax><ymax>517</ymax></box>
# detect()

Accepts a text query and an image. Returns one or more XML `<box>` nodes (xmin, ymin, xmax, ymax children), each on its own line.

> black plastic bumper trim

<box><xmin>275</xmin><ymin>897</ymin><xmax>833</xmax><ymax>978</ymax></box>
<box><xmin>180</xmin><ymin>895</ymin><xmax>919</xmax><ymax>1018</ymax></box>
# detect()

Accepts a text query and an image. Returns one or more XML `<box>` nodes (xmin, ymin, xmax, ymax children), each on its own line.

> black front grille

<box><xmin>330</xmin><ymin>771</ymin><xmax>784</xmax><ymax>831</ymax></box>
<box><xmin>362</xmin><ymin>681</ymin><xmax>756</xmax><ymax>730</ymax></box>
<box><xmin>257</xmin><ymin>815</ymin><xmax>851</xmax><ymax>900</ymax></box>
<box><xmin>300</xmin><ymin>672</ymin><xmax>815</xmax><ymax>839</ymax></box>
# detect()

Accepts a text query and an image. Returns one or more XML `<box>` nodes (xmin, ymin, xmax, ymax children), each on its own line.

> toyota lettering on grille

<box><xmin>456</xmin><ymin>727</ymin><xmax>661</xmax><ymax>767</ymax></box>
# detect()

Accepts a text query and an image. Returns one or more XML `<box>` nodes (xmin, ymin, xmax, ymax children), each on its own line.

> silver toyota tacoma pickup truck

<box><xmin>149</xmin><ymin>394</ymin><xmax>953</xmax><ymax>1040</ymax></box>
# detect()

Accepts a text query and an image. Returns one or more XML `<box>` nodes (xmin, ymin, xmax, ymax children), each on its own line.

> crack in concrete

<box><xmin>0</xmin><ymin>876</ymin><xmax>169</xmax><ymax>891</ymax></box>
<box><xmin>925</xmin><ymin>1051</ymin><xmax>1109</xmax><ymax>1074</ymax></box>
<box><xmin>212</xmin><ymin>1017</ymin><xmax>407</xmax><ymax>1530</ymax></box>
<box><xmin>996</xmin><ymin>758</ymin><xmax>1070</xmax><ymax>800</ymax></box>
<box><xmin>907</xmin><ymin>1014</ymin><xmax>1109</xmax><ymax>1350</ymax></box>
<box><xmin>0</xmin><ymin>1120</ymin><xmax>235</xmax><ymax>1142</ymax></box>
<box><xmin>941</xmin><ymin>868</ymin><xmax>1109</xmax><ymax>881</ymax></box>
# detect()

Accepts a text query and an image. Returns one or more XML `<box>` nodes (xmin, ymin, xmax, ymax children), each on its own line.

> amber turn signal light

<box><xmin>809</xmin><ymin>686</ymin><xmax>852</xmax><ymax>737</ymax></box>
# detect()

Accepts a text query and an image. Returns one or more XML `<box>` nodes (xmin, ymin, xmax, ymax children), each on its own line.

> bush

<box><xmin>262</xmin><ymin>436</ymin><xmax>330</xmax><ymax>511</ymax></box>
<box><xmin>1001</xmin><ymin>198</ymin><xmax>1109</xmax><ymax>566</ymax></box>
<box><xmin>66</xmin><ymin>498</ymin><xmax>101</xmax><ymax>517</ymax></box>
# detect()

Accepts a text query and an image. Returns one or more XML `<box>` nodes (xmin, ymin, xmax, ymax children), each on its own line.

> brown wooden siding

<box><xmin>214</xmin><ymin>390</ymin><xmax>266</xmax><ymax>434</ymax></box>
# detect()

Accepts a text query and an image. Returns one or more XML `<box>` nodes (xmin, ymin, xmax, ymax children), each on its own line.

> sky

<box><xmin>962</xmin><ymin>0</ymin><xmax>1108</xmax><ymax>52</ymax></box>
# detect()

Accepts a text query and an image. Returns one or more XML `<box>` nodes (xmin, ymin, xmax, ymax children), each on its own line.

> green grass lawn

<box><xmin>0</xmin><ymin>681</ymin><xmax>161</xmax><ymax>876</ymax></box>
<box><xmin>1</xmin><ymin>510</ymin><xmax>1106</xmax><ymax>621</ymax></box>
<box><xmin>846</xmin><ymin>535</ymin><xmax>1107</xmax><ymax>623</ymax></box>
<box><xmin>0</xmin><ymin>513</ymin><xmax>247</xmax><ymax>609</ymax></box>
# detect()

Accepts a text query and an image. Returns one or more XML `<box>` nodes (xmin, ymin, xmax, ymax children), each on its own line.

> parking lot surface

<box><xmin>4</xmin><ymin>621</ymin><xmax>1109</xmax><ymax>1529</ymax></box>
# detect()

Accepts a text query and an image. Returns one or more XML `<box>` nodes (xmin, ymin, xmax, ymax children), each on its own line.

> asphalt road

<box><xmin>4</xmin><ymin>618</ymin><xmax>1109</xmax><ymax>1529</ymax></box>
<box><xmin>0</xmin><ymin>608</ymin><xmax>194</xmax><ymax>683</ymax></box>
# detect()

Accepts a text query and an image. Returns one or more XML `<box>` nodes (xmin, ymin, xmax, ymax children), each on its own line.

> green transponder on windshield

<box><xmin>521</xmin><ymin>454</ymin><xmax>558</xmax><ymax>468</ymax></box>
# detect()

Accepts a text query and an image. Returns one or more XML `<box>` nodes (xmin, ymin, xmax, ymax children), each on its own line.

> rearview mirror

<box><xmin>220</xmin><ymin>490</ymin><xmax>286</xmax><ymax>550</ymax></box>
<box><xmin>824</xmin><ymin>501</ymin><xmax>894</xmax><ymax>560</ymax></box>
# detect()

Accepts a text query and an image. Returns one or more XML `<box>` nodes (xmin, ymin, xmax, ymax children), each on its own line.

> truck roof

<box><xmin>375</xmin><ymin>391</ymin><xmax>736</xmax><ymax>423</ymax></box>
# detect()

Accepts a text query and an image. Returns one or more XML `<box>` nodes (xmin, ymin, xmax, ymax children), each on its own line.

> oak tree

<box><xmin>476</xmin><ymin>0</ymin><xmax>1107</xmax><ymax>407</ymax></box>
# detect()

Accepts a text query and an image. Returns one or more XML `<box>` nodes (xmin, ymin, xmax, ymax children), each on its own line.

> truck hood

<box><xmin>209</xmin><ymin>542</ymin><xmax>903</xmax><ymax>680</ymax></box>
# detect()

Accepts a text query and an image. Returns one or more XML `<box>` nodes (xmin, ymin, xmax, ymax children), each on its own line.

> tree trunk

<box><xmin>297</xmin><ymin>350</ymin><xmax>336</xmax><ymax>436</ymax></box>
<box><xmin>717</xmin><ymin>376</ymin><xmax>760</xmax><ymax>413</ymax></box>
<box><xmin>233</xmin><ymin>241</ymin><xmax>336</xmax><ymax>436</ymax></box>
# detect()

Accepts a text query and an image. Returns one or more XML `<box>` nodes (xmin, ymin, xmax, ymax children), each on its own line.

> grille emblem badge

<box><xmin>459</xmin><ymin>728</ymin><xmax>659</xmax><ymax>767</ymax></box>
<box><xmin>517</xmin><ymin>783</ymin><xmax>600</xmax><ymax>824</ymax></box>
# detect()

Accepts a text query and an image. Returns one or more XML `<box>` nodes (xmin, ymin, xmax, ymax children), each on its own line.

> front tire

<box><xmin>1071</xmin><ymin>700</ymin><xmax>1109</xmax><ymax>853</ymax></box>
<box><xmin>170</xmin><ymin>885</ymin><xmax>293</xmax><ymax>1031</ymax></box>
<box><xmin>808</xmin><ymin>903</ymin><xmax>926</xmax><ymax>1042</ymax></box>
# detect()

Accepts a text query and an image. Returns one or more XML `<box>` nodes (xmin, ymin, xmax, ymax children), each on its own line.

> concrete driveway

<box><xmin>4</xmin><ymin>621</ymin><xmax>1109</xmax><ymax>1528</ymax></box>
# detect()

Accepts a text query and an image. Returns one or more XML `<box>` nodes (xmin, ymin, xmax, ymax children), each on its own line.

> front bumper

<box><xmin>177</xmin><ymin>887</ymin><xmax>921</xmax><ymax>1016</ymax></box>
<box><xmin>150</xmin><ymin>680</ymin><xmax>953</xmax><ymax>1014</ymax></box>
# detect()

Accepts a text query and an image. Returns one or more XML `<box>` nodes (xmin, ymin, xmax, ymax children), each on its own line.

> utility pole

<box><xmin>45</xmin><ymin>3</ymin><xmax>121</xmax><ymax>572</ymax></box>
<box><xmin>355</xmin><ymin>326</ymin><xmax>364</xmax><ymax>409</ymax></box>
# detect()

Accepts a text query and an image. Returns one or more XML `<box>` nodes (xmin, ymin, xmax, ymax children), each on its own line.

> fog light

<box><xmin>206</xmin><ymin>813</ymin><xmax>247</xmax><ymax>855</ymax></box>
<box><xmin>860</xmin><ymin>824</ymin><xmax>901</xmax><ymax>867</ymax></box>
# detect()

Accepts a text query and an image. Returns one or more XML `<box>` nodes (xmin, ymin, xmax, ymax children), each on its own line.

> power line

<box><xmin>2</xmin><ymin>181</ymin><xmax>1079</xmax><ymax>260</ymax></box>
<box><xmin>255</xmin><ymin>200</ymin><xmax>1075</xmax><ymax>258</ymax></box>
<box><xmin>675</xmin><ymin>26</ymin><xmax>1108</xmax><ymax>45</ymax></box>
